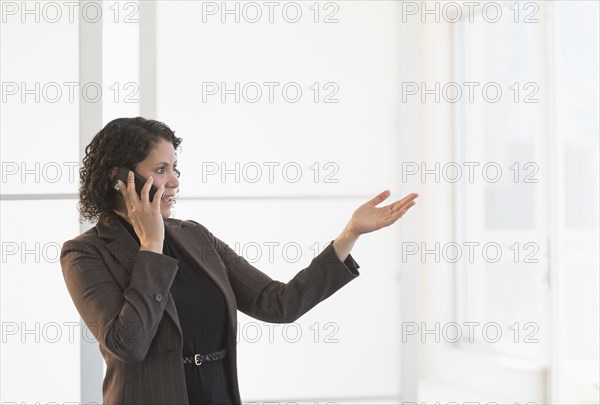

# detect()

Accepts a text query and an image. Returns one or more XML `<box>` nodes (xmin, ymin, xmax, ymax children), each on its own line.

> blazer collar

<box><xmin>97</xmin><ymin>215</ymin><xmax>183</xmax><ymax>240</ymax></box>
<box><xmin>96</xmin><ymin>216</ymin><xmax>184</xmax><ymax>269</ymax></box>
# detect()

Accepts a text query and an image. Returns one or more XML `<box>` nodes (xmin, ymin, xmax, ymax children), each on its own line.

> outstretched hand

<box><xmin>345</xmin><ymin>190</ymin><xmax>419</xmax><ymax>237</ymax></box>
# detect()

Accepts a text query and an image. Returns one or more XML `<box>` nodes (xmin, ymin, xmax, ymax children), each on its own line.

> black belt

<box><xmin>182</xmin><ymin>349</ymin><xmax>226</xmax><ymax>366</ymax></box>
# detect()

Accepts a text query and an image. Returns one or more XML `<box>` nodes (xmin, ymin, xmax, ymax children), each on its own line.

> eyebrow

<box><xmin>154</xmin><ymin>160</ymin><xmax>178</xmax><ymax>166</ymax></box>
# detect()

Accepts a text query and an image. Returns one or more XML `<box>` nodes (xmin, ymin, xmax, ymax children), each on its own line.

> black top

<box><xmin>117</xmin><ymin>216</ymin><xmax>235</xmax><ymax>405</ymax></box>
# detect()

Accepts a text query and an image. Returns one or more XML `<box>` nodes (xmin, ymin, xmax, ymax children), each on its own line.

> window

<box><xmin>455</xmin><ymin>2</ymin><xmax>599</xmax><ymax>402</ymax></box>
<box><xmin>454</xmin><ymin>1</ymin><xmax>549</xmax><ymax>362</ymax></box>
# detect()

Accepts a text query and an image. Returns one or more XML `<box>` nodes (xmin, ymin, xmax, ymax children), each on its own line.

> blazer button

<box><xmin>154</xmin><ymin>292</ymin><xmax>163</xmax><ymax>302</ymax></box>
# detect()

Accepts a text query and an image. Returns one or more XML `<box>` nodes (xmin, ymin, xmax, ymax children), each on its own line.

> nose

<box><xmin>165</xmin><ymin>169</ymin><xmax>180</xmax><ymax>191</ymax></box>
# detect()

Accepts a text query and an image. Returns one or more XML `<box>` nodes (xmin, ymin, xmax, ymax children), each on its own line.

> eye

<box><xmin>156</xmin><ymin>167</ymin><xmax>166</xmax><ymax>174</ymax></box>
<box><xmin>174</xmin><ymin>167</ymin><xmax>181</xmax><ymax>178</ymax></box>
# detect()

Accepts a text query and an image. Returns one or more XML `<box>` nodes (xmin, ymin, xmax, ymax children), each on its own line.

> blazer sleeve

<box><xmin>190</xmin><ymin>220</ymin><xmax>360</xmax><ymax>323</ymax></box>
<box><xmin>60</xmin><ymin>239</ymin><xmax>179</xmax><ymax>363</ymax></box>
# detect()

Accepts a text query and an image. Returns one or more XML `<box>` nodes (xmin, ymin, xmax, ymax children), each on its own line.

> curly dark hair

<box><xmin>77</xmin><ymin>117</ymin><xmax>182</xmax><ymax>224</ymax></box>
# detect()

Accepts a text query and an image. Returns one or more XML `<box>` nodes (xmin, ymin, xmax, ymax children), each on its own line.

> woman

<box><xmin>60</xmin><ymin>117</ymin><xmax>419</xmax><ymax>405</ymax></box>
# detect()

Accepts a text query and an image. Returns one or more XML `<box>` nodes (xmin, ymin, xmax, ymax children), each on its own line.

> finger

<box><xmin>118</xmin><ymin>180</ymin><xmax>132</xmax><ymax>208</ymax></box>
<box><xmin>390</xmin><ymin>193</ymin><xmax>419</xmax><ymax>212</ymax></box>
<box><xmin>141</xmin><ymin>175</ymin><xmax>154</xmax><ymax>203</ymax></box>
<box><xmin>126</xmin><ymin>170</ymin><xmax>139</xmax><ymax>203</ymax></box>
<box><xmin>400</xmin><ymin>192</ymin><xmax>419</xmax><ymax>204</ymax></box>
<box><xmin>153</xmin><ymin>184</ymin><xmax>165</xmax><ymax>209</ymax></box>
<box><xmin>392</xmin><ymin>200</ymin><xmax>417</xmax><ymax>218</ymax></box>
<box><xmin>367</xmin><ymin>190</ymin><xmax>391</xmax><ymax>207</ymax></box>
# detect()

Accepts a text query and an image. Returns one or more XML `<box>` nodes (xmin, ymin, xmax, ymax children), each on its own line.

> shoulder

<box><xmin>166</xmin><ymin>218</ymin><xmax>222</xmax><ymax>247</ymax></box>
<box><xmin>165</xmin><ymin>217</ymin><xmax>214</xmax><ymax>239</ymax></box>
<box><xmin>166</xmin><ymin>217</ymin><xmax>206</xmax><ymax>230</ymax></box>
<box><xmin>60</xmin><ymin>226</ymin><xmax>103</xmax><ymax>257</ymax></box>
<box><xmin>62</xmin><ymin>226</ymin><xmax>100</xmax><ymax>247</ymax></box>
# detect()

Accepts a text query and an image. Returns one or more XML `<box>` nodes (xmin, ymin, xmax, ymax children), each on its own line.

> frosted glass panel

<box><xmin>458</xmin><ymin>3</ymin><xmax>547</xmax><ymax>361</ymax></box>
<box><xmin>564</xmin><ymin>145</ymin><xmax>599</xmax><ymax>230</ymax></box>
<box><xmin>0</xmin><ymin>7</ymin><xmax>79</xmax><ymax>194</ymax></box>
<box><xmin>0</xmin><ymin>200</ymin><xmax>82</xmax><ymax>403</ymax></box>
<box><xmin>553</xmin><ymin>1</ymin><xmax>600</xmax><ymax>402</ymax></box>
<box><xmin>464</xmin><ymin>14</ymin><xmax>541</xmax><ymax>231</ymax></box>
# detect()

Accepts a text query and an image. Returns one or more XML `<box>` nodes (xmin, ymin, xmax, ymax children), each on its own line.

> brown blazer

<box><xmin>60</xmin><ymin>215</ymin><xmax>360</xmax><ymax>405</ymax></box>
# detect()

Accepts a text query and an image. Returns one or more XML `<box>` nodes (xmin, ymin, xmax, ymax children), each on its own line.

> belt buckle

<box><xmin>194</xmin><ymin>354</ymin><xmax>202</xmax><ymax>366</ymax></box>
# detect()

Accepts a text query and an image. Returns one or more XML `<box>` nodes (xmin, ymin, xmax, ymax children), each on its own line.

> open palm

<box><xmin>347</xmin><ymin>190</ymin><xmax>419</xmax><ymax>236</ymax></box>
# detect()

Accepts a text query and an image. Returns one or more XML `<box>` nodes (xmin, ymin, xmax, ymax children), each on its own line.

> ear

<box><xmin>109</xmin><ymin>166</ymin><xmax>119</xmax><ymax>182</ymax></box>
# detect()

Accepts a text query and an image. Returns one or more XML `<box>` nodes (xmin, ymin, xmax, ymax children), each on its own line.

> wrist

<box><xmin>140</xmin><ymin>243</ymin><xmax>163</xmax><ymax>254</ymax></box>
<box><xmin>342</xmin><ymin>224</ymin><xmax>360</xmax><ymax>241</ymax></box>
<box><xmin>332</xmin><ymin>226</ymin><xmax>359</xmax><ymax>262</ymax></box>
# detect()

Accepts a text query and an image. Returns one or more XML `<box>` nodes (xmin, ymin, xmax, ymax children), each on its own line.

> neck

<box><xmin>113</xmin><ymin>199</ymin><xmax>132</xmax><ymax>225</ymax></box>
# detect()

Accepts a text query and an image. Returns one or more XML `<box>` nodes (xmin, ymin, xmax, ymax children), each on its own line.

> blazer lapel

<box><xmin>96</xmin><ymin>216</ymin><xmax>141</xmax><ymax>279</ymax></box>
<box><xmin>164</xmin><ymin>219</ymin><xmax>235</xmax><ymax>309</ymax></box>
<box><xmin>96</xmin><ymin>216</ymin><xmax>183</xmax><ymax>338</ymax></box>
<box><xmin>165</xmin><ymin>220</ymin><xmax>240</xmax><ymax>355</ymax></box>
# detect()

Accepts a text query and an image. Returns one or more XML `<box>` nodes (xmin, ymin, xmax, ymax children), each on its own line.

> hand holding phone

<box><xmin>111</xmin><ymin>167</ymin><xmax>165</xmax><ymax>253</ymax></box>
<box><xmin>112</xmin><ymin>166</ymin><xmax>159</xmax><ymax>202</ymax></box>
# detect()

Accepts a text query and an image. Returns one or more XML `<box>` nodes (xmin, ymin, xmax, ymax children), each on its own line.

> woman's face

<box><xmin>114</xmin><ymin>139</ymin><xmax>180</xmax><ymax>220</ymax></box>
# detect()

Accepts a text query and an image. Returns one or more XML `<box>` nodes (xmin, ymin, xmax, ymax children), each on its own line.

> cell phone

<box><xmin>111</xmin><ymin>166</ymin><xmax>159</xmax><ymax>202</ymax></box>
